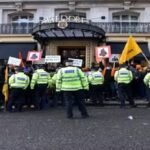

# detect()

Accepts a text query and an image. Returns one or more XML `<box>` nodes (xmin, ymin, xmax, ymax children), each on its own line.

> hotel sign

<box><xmin>41</xmin><ymin>15</ymin><xmax>89</xmax><ymax>29</ymax></box>
<box><xmin>57</xmin><ymin>20</ymin><xmax>68</xmax><ymax>29</ymax></box>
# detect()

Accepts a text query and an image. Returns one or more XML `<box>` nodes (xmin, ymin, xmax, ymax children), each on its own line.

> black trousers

<box><xmin>63</xmin><ymin>90</ymin><xmax>88</xmax><ymax>118</ymax></box>
<box><xmin>90</xmin><ymin>84</ymin><xmax>104</xmax><ymax>105</ymax></box>
<box><xmin>34</xmin><ymin>84</ymin><xmax>48</xmax><ymax>110</ymax></box>
<box><xmin>7</xmin><ymin>88</ymin><xmax>25</xmax><ymax>112</ymax></box>
<box><xmin>117</xmin><ymin>83</ymin><xmax>135</xmax><ymax>107</ymax></box>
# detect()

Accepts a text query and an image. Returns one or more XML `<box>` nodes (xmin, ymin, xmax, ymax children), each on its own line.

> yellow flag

<box><xmin>119</xmin><ymin>36</ymin><xmax>142</xmax><ymax>64</ymax></box>
<box><xmin>2</xmin><ymin>66</ymin><xmax>9</xmax><ymax>102</ymax></box>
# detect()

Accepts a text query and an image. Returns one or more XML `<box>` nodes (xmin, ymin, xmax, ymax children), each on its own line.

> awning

<box><xmin>32</xmin><ymin>22</ymin><xmax>105</xmax><ymax>41</ymax></box>
<box><xmin>0</xmin><ymin>42</ymin><xmax>37</xmax><ymax>59</ymax></box>
<box><xmin>107</xmin><ymin>42</ymin><xmax>150</xmax><ymax>57</ymax></box>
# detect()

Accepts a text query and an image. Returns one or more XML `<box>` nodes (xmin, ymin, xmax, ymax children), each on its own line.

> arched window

<box><xmin>112</xmin><ymin>11</ymin><xmax>139</xmax><ymax>33</ymax></box>
<box><xmin>8</xmin><ymin>12</ymin><xmax>34</xmax><ymax>34</ymax></box>
<box><xmin>9</xmin><ymin>12</ymin><xmax>34</xmax><ymax>23</ymax></box>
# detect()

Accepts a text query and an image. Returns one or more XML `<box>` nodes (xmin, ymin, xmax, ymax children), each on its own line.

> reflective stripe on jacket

<box><xmin>114</xmin><ymin>68</ymin><xmax>133</xmax><ymax>84</ymax></box>
<box><xmin>56</xmin><ymin>66</ymin><xmax>89</xmax><ymax>91</ymax></box>
<box><xmin>9</xmin><ymin>72</ymin><xmax>29</xmax><ymax>89</ymax></box>
<box><xmin>30</xmin><ymin>69</ymin><xmax>51</xmax><ymax>89</ymax></box>
<box><xmin>88</xmin><ymin>71</ymin><xmax>104</xmax><ymax>85</ymax></box>
<box><xmin>144</xmin><ymin>72</ymin><xmax>150</xmax><ymax>87</ymax></box>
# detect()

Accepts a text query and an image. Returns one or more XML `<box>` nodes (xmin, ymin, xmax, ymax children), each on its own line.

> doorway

<box><xmin>58</xmin><ymin>46</ymin><xmax>86</xmax><ymax>67</ymax></box>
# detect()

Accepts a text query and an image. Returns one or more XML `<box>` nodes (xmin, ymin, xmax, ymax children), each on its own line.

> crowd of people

<box><xmin>0</xmin><ymin>59</ymin><xmax>150</xmax><ymax>119</ymax></box>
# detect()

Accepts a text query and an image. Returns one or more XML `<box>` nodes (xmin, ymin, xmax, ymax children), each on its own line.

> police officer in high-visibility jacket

<box><xmin>88</xmin><ymin>67</ymin><xmax>104</xmax><ymax>106</ymax></box>
<box><xmin>30</xmin><ymin>65</ymin><xmax>51</xmax><ymax>110</ymax></box>
<box><xmin>143</xmin><ymin>66</ymin><xmax>150</xmax><ymax>107</ymax></box>
<box><xmin>56</xmin><ymin>60</ymin><xmax>89</xmax><ymax>119</ymax></box>
<box><xmin>8</xmin><ymin>67</ymin><xmax>30</xmax><ymax>112</ymax></box>
<box><xmin>114</xmin><ymin>64</ymin><xmax>136</xmax><ymax>108</ymax></box>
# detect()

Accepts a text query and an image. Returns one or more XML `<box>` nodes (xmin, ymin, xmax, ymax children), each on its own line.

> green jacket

<box><xmin>88</xmin><ymin>71</ymin><xmax>104</xmax><ymax>85</ymax></box>
<box><xmin>56</xmin><ymin>66</ymin><xmax>89</xmax><ymax>91</ymax></box>
<box><xmin>9</xmin><ymin>72</ymin><xmax>30</xmax><ymax>89</ymax></box>
<box><xmin>30</xmin><ymin>69</ymin><xmax>51</xmax><ymax>89</ymax></box>
<box><xmin>114</xmin><ymin>68</ymin><xmax>133</xmax><ymax>84</ymax></box>
<box><xmin>144</xmin><ymin>72</ymin><xmax>150</xmax><ymax>87</ymax></box>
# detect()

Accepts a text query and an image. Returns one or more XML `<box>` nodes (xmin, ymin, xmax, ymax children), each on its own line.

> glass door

<box><xmin>58</xmin><ymin>46</ymin><xmax>86</xmax><ymax>67</ymax></box>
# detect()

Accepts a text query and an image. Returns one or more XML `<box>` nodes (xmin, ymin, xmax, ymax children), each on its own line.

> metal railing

<box><xmin>0</xmin><ymin>22</ymin><xmax>150</xmax><ymax>34</ymax></box>
<box><xmin>93</xmin><ymin>22</ymin><xmax>150</xmax><ymax>33</ymax></box>
<box><xmin>0</xmin><ymin>23</ymin><xmax>35</xmax><ymax>34</ymax></box>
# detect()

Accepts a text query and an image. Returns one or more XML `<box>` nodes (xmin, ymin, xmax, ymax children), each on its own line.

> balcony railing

<box><xmin>0</xmin><ymin>23</ymin><xmax>35</xmax><ymax>34</ymax></box>
<box><xmin>0</xmin><ymin>22</ymin><xmax>150</xmax><ymax>34</ymax></box>
<box><xmin>93</xmin><ymin>22</ymin><xmax>150</xmax><ymax>33</ymax></box>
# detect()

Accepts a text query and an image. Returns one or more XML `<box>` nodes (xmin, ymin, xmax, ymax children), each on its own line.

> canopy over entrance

<box><xmin>32</xmin><ymin>22</ymin><xmax>105</xmax><ymax>41</ymax></box>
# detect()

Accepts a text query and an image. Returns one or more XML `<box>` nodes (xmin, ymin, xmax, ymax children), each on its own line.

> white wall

<box><xmin>0</xmin><ymin>9</ymin><xmax>2</xmax><ymax>24</ymax></box>
<box><xmin>35</xmin><ymin>7</ymin><xmax>55</xmax><ymax>23</ymax></box>
<box><xmin>89</xmin><ymin>7</ymin><xmax>109</xmax><ymax>22</ymax></box>
<box><xmin>142</xmin><ymin>7</ymin><xmax>150</xmax><ymax>22</ymax></box>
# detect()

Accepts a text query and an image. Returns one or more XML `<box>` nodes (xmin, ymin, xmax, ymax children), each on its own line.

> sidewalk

<box><xmin>85</xmin><ymin>98</ymin><xmax>148</xmax><ymax>106</ymax></box>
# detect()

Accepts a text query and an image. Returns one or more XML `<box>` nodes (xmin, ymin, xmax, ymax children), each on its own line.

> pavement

<box><xmin>0</xmin><ymin>105</ymin><xmax>150</xmax><ymax>150</ymax></box>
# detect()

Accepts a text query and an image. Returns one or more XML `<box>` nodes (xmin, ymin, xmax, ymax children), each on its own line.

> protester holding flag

<box><xmin>1</xmin><ymin>64</ymin><xmax>6</xmax><ymax>107</ymax></box>
<box><xmin>119</xmin><ymin>36</ymin><xmax>142</xmax><ymax>64</ymax></box>
<box><xmin>2</xmin><ymin>66</ymin><xmax>9</xmax><ymax>109</ymax></box>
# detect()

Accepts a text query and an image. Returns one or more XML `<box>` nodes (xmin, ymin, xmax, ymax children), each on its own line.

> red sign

<box><xmin>27</xmin><ymin>51</ymin><xmax>42</xmax><ymax>62</ymax></box>
<box><xmin>95</xmin><ymin>46</ymin><xmax>111</xmax><ymax>63</ymax></box>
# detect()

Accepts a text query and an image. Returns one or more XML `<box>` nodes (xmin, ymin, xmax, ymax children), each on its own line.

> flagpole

<box><xmin>141</xmin><ymin>52</ymin><xmax>150</xmax><ymax>65</ymax></box>
<box><xmin>113</xmin><ymin>61</ymin><xmax>116</xmax><ymax>68</ymax></box>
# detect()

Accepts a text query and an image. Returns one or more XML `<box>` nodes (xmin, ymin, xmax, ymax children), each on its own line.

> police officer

<box><xmin>8</xmin><ymin>67</ymin><xmax>30</xmax><ymax>112</ymax></box>
<box><xmin>88</xmin><ymin>67</ymin><xmax>104</xmax><ymax>106</ymax></box>
<box><xmin>56</xmin><ymin>60</ymin><xmax>89</xmax><ymax>119</ymax></box>
<box><xmin>30</xmin><ymin>65</ymin><xmax>51</xmax><ymax>110</ymax></box>
<box><xmin>51</xmin><ymin>68</ymin><xmax>64</xmax><ymax>107</ymax></box>
<box><xmin>114</xmin><ymin>64</ymin><xmax>136</xmax><ymax>108</ymax></box>
<box><xmin>143</xmin><ymin>66</ymin><xmax>150</xmax><ymax>107</ymax></box>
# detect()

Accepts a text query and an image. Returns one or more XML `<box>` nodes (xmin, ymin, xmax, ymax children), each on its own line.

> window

<box><xmin>122</xmin><ymin>15</ymin><xmax>129</xmax><ymax>21</ymax></box>
<box><xmin>112</xmin><ymin>11</ymin><xmax>139</xmax><ymax>33</ymax></box>
<box><xmin>11</xmin><ymin>14</ymin><xmax>33</xmax><ymax>23</ymax></box>
<box><xmin>9</xmin><ymin>12</ymin><xmax>34</xmax><ymax>34</ymax></box>
<box><xmin>113</xmin><ymin>15</ymin><xmax>120</xmax><ymax>21</ymax></box>
<box><xmin>131</xmin><ymin>15</ymin><xmax>138</xmax><ymax>21</ymax></box>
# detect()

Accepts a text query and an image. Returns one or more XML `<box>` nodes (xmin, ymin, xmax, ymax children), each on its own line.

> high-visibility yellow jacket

<box><xmin>51</xmin><ymin>73</ymin><xmax>57</xmax><ymax>86</ymax></box>
<box><xmin>9</xmin><ymin>72</ymin><xmax>30</xmax><ymax>89</ymax></box>
<box><xmin>30</xmin><ymin>69</ymin><xmax>51</xmax><ymax>89</ymax></box>
<box><xmin>56</xmin><ymin>66</ymin><xmax>89</xmax><ymax>91</ymax></box>
<box><xmin>144</xmin><ymin>72</ymin><xmax>150</xmax><ymax>87</ymax></box>
<box><xmin>114</xmin><ymin>68</ymin><xmax>133</xmax><ymax>84</ymax></box>
<box><xmin>88</xmin><ymin>71</ymin><xmax>104</xmax><ymax>85</ymax></box>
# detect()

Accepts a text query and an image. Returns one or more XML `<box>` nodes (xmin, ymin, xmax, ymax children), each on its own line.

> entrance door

<box><xmin>58</xmin><ymin>46</ymin><xmax>86</xmax><ymax>67</ymax></box>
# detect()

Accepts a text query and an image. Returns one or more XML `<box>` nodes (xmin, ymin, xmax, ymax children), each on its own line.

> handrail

<box><xmin>0</xmin><ymin>22</ymin><xmax>150</xmax><ymax>34</ymax></box>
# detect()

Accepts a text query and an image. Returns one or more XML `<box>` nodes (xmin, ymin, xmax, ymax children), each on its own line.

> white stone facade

<box><xmin>0</xmin><ymin>0</ymin><xmax>150</xmax><ymax>66</ymax></box>
<box><xmin>0</xmin><ymin>0</ymin><xmax>149</xmax><ymax>24</ymax></box>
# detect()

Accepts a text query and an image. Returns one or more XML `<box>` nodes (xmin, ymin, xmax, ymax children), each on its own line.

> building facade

<box><xmin>0</xmin><ymin>0</ymin><xmax>150</xmax><ymax>66</ymax></box>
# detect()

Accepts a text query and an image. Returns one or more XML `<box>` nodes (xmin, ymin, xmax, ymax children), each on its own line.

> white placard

<box><xmin>68</xmin><ymin>58</ymin><xmax>83</xmax><ymax>67</ymax></box>
<box><xmin>45</xmin><ymin>55</ymin><xmax>61</xmax><ymax>63</ymax></box>
<box><xmin>8</xmin><ymin>57</ymin><xmax>21</xmax><ymax>66</ymax></box>
<box><xmin>33</xmin><ymin>58</ymin><xmax>45</xmax><ymax>64</ymax></box>
<box><xmin>109</xmin><ymin>54</ymin><xmax>120</xmax><ymax>62</ymax></box>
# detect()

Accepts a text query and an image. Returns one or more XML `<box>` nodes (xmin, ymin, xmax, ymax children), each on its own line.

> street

<box><xmin>0</xmin><ymin>106</ymin><xmax>150</xmax><ymax>150</ymax></box>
